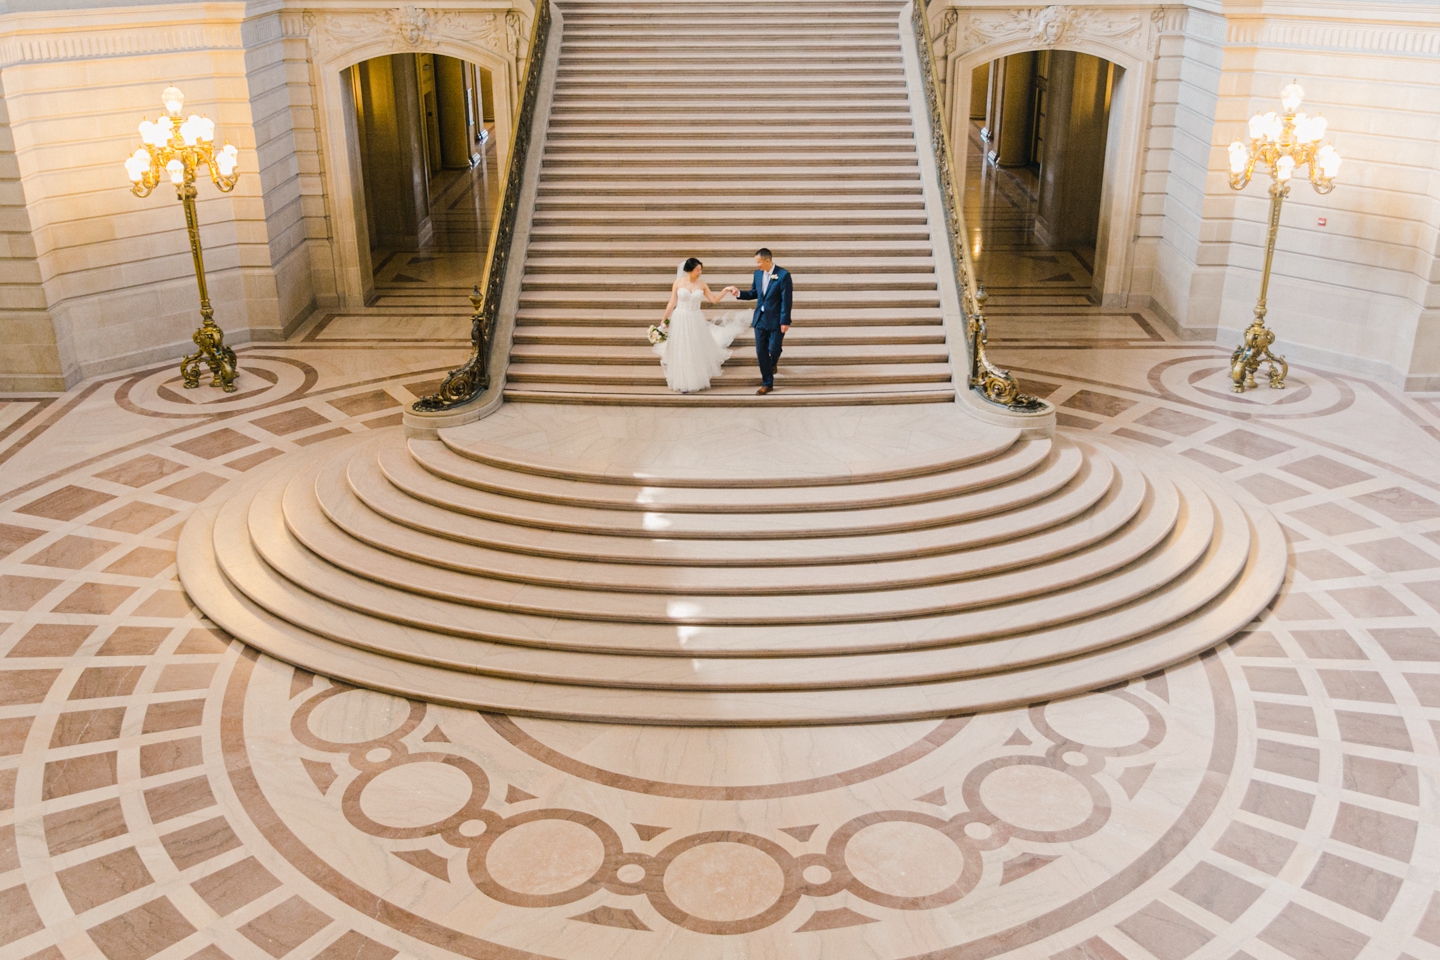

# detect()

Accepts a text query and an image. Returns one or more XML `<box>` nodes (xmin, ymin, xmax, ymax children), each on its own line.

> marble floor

<box><xmin>366</xmin><ymin>142</ymin><xmax>503</xmax><ymax>311</ymax></box>
<box><xmin>964</xmin><ymin>121</ymin><xmax>1097</xmax><ymax>307</ymax></box>
<box><xmin>0</xmin><ymin>300</ymin><xmax>1439</xmax><ymax>960</ymax></box>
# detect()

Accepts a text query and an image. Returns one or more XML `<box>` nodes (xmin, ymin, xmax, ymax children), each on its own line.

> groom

<box><xmin>733</xmin><ymin>248</ymin><xmax>792</xmax><ymax>395</ymax></box>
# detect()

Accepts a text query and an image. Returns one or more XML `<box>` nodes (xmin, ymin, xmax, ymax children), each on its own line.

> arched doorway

<box><xmin>963</xmin><ymin>50</ymin><xmax>1119</xmax><ymax>306</ymax></box>
<box><xmin>346</xmin><ymin>53</ymin><xmax>503</xmax><ymax>303</ymax></box>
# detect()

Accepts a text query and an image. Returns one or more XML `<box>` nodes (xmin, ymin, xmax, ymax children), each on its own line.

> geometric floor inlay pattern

<box><xmin>1</xmin><ymin>319</ymin><xmax>1438</xmax><ymax>960</ymax></box>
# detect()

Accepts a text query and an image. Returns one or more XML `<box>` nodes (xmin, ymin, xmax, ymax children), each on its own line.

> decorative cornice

<box><xmin>933</xmin><ymin>4</ymin><xmax>1167</xmax><ymax>62</ymax></box>
<box><xmin>1225</xmin><ymin>16</ymin><xmax>1440</xmax><ymax>56</ymax></box>
<box><xmin>289</xmin><ymin>6</ymin><xmax>513</xmax><ymax>60</ymax></box>
<box><xmin>0</xmin><ymin>22</ymin><xmax>244</xmax><ymax>67</ymax></box>
<box><xmin>926</xmin><ymin>1</ymin><xmax>1440</xmax><ymax>61</ymax></box>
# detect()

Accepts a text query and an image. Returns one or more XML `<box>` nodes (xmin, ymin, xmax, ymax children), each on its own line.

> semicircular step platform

<box><xmin>177</xmin><ymin>405</ymin><xmax>1286</xmax><ymax>725</ymax></box>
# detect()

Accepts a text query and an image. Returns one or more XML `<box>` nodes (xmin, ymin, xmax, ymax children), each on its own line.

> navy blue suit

<box><xmin>737</xmin><ymin>266</ymin><xmax>792</xmax><ymax>388</ymax></box>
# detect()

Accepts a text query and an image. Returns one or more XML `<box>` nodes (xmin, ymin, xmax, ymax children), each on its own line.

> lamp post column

<box><xmin>124</xmin><ymin>85</ymin><xmax>241</xmax><ymax>393</ymax></box>
<box><xmin>1231</xmin><ymin>180</ymin><xmax>1291</xmax><ymax>392</ymax></box>
<box><xmin>176</xmin><ymin>172</ymin><xmax>237</xmax><ymax>391</ymax></box>
<box><xmin>1225</xmin><ymin>82</ymin><xmax>1340</xmax><ymax>394</ymax></box>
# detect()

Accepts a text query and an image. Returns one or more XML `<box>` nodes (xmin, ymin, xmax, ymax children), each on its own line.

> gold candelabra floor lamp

<box><xmin>1225</xmin><ymin>83</ymin><xmax>1342</xmax><ymax>393</ymax></box>
<box><xmin>124</xmin><ymin>86</ymin><xmax>242</xmax><ymax>392</ymax></box>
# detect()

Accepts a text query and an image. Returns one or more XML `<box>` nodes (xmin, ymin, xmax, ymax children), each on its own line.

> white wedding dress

<box><xmin>652</xmin><ymin>287</ymin><xmax>750</xmax><ymax>393</ymax></box>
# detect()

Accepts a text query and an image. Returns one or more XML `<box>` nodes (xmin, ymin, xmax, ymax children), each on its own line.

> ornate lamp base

<box><xmin>181</xmin><ymin>316</ymin><xmax>238</xmax><ymax>393</ymax></box>
<box><xmin>1230</xmin><ymin>317</ymin><xmax>1288</xmax><ymax>393</ymax></box>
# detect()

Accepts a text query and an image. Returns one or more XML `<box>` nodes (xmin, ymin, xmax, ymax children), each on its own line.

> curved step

<box><xmin>205</xmin><ymin>480</ymin><xmax>1249</xmax><ymax>693</ymax></box>
<box><xmin>244</xmin><ymin>454</ymin><xmax>1202</xmax><ymax>627</ymax></box>
<box><xmin>179</xmin><ymin>473</ymin><xmax>1284</xmax><ymax>723</ymax></box>
<box><xmin>370</xmin><ymin>438</ymin><xmax>1086</xmax><ymax>539</ymax></box>
<box><xmin>299</xmin><ymin>451</ymin><xmax>1145</xmax><ymax>596</ymax></box>
<box><xmin>325</xmin><ymin>446</ymin><xmax>1116</xmax><ymax>567</ymax></box>
<box><xmin>207</xmin><ymin>447</ymin><xmax>1252</xmax><ymax>659</ymax></box>
<box><xmin>407</xmin><ymin>433</ymin><xmax>1050</xmax><ymax>511</ymax></box>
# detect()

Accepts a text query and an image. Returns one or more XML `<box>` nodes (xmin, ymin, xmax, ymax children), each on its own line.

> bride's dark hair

<box><xmin>682</xmin><ymin>257</ymin><xmax>703</xmax><ymax>274</ymax></box>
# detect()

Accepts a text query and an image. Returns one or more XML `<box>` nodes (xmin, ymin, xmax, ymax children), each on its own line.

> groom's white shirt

<box><xmin>761</xmin><ymin>269</ymin><xmax>774</xmax><ymax>295</ymax></box>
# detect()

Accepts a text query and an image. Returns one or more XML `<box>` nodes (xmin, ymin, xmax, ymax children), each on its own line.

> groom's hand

<box><xmin>781</xmin><ymin>325</ymin><xmax>790</xmax><ymax>333</ymax></box>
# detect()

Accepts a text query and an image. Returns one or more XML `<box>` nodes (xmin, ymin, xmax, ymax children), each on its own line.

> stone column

<box><xmin>991</xmin><ymin>52</ymin><xmax>1036</xmax><ymax>168</ymax></box>
<box><xmin>355</xmin><ymin>54</ymin><xmax>433</xmax><ymax>251</ymax></box>
<box><xmin>1035</xmin><ymin>52</ymin><xmax>1111</xmax><ymax>248</ymax></box>
<box><xmin>435</xmin><ymin>56</ymin><xmax>471</xmax><ymax>168</ymax></box>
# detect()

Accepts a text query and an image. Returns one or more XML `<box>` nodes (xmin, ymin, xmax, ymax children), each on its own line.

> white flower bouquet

<box><xmin>647</xmin><ymin>321</ymin><xmax>668</xmax><ymax>345</ymax></box>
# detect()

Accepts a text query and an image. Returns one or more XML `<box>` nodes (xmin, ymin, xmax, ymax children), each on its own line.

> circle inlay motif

<box><xmin>663</xmin><ymin>841</ymin><xmax>786</xmax><ymax>923</ymax></box>
<box><xmin>844</xmin><ymin>820</ymin><xmax>965</xmax><ymax>899</ymax></box>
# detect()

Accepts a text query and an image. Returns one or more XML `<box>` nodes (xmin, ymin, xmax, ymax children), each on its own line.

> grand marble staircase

<box><xmin>506</xmin><ymin>0</ymin><xmax>955</xmax><ymax>404</ymax></box>
<box><xmin>179</xmin><ymin>406</ymin><xmax>1285</xmax><ymax>724</ymax></box>
<box><xmin>175</xmin><ymin>0</ymin><xmax>1288</xmax><ymax>724</ymax></box>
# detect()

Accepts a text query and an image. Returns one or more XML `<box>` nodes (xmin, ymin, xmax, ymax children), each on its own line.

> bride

<box><xmin>651</xmin><ymin>258</ymin><xmax>750</xmax><ymax>393</ymax></box>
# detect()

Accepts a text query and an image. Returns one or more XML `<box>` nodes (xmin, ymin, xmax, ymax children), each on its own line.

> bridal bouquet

<box><xmin>647</xmin><ymin>320</ymin><xmax>668</xmax><ymax>344</ymax></box>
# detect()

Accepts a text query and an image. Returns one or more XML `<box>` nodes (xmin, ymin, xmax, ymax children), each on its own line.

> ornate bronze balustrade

<box><xmin>910</xmin><ymin>0</ymin><xmax>1046</xmax><ymax>412</ymax></box>
<box><xmin>413</xmin><ymin>0</ymin><xmax>553</xmax><ymax>413</ymax></box>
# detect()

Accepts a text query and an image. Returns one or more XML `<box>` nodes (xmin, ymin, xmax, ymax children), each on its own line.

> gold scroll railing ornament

<box><xmin>412</xmin><ymin>0</ymin><xmax>553</xmax><ymax>413</ymax></box>
<box><xmin>910</xmin><ymin>0</ymin><xmax>1046</xmax><ymax>412</ymax></box>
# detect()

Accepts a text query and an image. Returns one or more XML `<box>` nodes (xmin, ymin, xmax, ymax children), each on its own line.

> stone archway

<box><xmin>930</xmin><ymin>4</ymin><xmax>1165</xmax><ymax>307</ymax></box>
<box><xmin>298</xmin><ymin>7</ymin><xmax>525</xmax><ymax>306</ymax></box>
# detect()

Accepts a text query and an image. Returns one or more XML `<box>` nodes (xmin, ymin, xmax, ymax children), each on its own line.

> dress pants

<box><xmin>755</xmin><ymin>325</ymin><xmax>784</xmax><ymax>387</ymax></box>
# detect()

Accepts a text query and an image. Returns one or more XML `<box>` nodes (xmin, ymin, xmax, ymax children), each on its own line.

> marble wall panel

<box><xmin>932</xmin><ymin>0</ymin><xmax>1440</xmax><ymax>387</ymax></box>
<box><xmin>0</xmin><ymin>72</ymin><xmax>62</xmax><ymax>391</ymax></box>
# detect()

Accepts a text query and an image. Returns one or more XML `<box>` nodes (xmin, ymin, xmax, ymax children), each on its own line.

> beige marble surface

<box><xmin>2</xmin><ymin>275</ymin><xmax>1439</xmax><ymax>960</ymax></box>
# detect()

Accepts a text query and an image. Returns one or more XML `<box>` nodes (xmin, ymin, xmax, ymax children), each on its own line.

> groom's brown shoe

<box><xmin>756</xmin><ymin>386</ymin><xmax>772</xmax><ymax>395</ymax></box>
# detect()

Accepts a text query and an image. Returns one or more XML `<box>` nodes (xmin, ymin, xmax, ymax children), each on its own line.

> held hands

<box><xmin>721</xmin><ymin>286</ymin><xmax>740</xmax><ymax>298</ymax></box>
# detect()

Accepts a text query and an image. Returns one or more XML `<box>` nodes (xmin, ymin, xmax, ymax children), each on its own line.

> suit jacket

<box><xmin>737</xmin><ymin>266</ymin><xmax>793</xmax><ymax>331</ymax></box>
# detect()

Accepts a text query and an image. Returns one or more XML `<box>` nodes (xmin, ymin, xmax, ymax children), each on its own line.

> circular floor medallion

<box><xmin>844</xmin><ymin>819</ymin><xmax>966</xmax><ymax>900</ymax></box>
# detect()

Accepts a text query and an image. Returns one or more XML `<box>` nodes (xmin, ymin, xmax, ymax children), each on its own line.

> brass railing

<box><xmin>412</xmin><ymin>0</ymin><xmax>553</xmax><ymax>413</ymax></box>
<box><xmin>910</xmin><ymin>0</ymin><xmax>1046</xmax><ymax>412</ymax></box>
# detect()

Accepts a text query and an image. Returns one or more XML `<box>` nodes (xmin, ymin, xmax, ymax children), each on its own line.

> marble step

<box><xmin>202</xmin><ymin>441</ymin><xmax>1248</xmax><ymax>658</ymax></box>
<box><xmin>298</xmin><ymin>463</ymin><xmax>1146</xmax><ymax>598</ymax></box>
<box><xmin>518</xmin><ymin>275</ymin><xmax>938</xmax><ymax>290</ymax></box>
<box><xmin>541</xmin><ymin>123</ymin><xmax>910</xmax><ymax>136</ymax></box>
<box><xmin>368</xmin><ymin>437</ymin><xmax>1083</xmax><ymax>538</ymax></box>
<box><xmin>539</xmin><ymin>168</ymin><xmax>921</xmax><ymax>182</ymax></box>
<box><xmin>339</xmin><ymin>455</ymin><xmax>1117</xmax><ymax>569</ymax></box>
<box><xmin>529</xmin><ymin>170</ymin><xmax>921</xmax><ymax>185</ymax></box>
<box><xmin>523</xmin><ymin>250</ymin><xmax>933</xmax><ymax>262</ymax></box>
<box><xmin>508</xmin><ymin>346</ymin><xmax>947</xmax><ymax>366</ymax></box>
<box><xmin>198</xmin><ymin>516</ymin><xmax>1245</xmax><ymax>694</ymax></box>
<box><xmin>408</xmin><ymin>431</ymin><xmax>1049</xmax><ymax>510</ymax></box>
<box><xmin>525</xmin><ymin>224</ymin><xmax>934</xmax><ymax>240</ymax></box>
<box><xmin>513</xmin><ymin>308</ymin><xmax>941</xmax><ymax>324</ymax></box>
<box><xmin>308</xmin><ymin>463</ymin><xmax>1144</xmax><ymax>600</ymax></box>
<box><xmin>500</xmin><ymin>385</ymin><xmax>957</xmax><ymax>405</ymax></box>
<box><xmin>544</xmin><ymin>91</ymin><xmax>904</xmax><ymax>103</ymax></box>
<box><xmin>561</xmin><ymin>36</ymin><xmax>900</xmax><ymax>48</ymax></box>
<box><xmin>521</xmin><ymin>258</ymin><xmax>938</xmax><ymax>273</ymax></box>
<box><xmin>557</xmin><ymin>54</ymin><xmax>901</xmax><ymax>67</ymax></box>
<box><xmin>546</xmin><ymin>111</ymin><xmax>908</xmax><ymax>124</ymax></box>
<box><xmin>503</xmin><ymin>363</ymin><xmax>954</xmax><ymax>388</ymax></box>
<box><xmin>431</xmin><ymin>409</ymin><xmax>1019</xmax><ymax>487</ymax></box>
<box><xmin>207</xmin><ymin>476</ymin><xmax>1248</xmax><ymax>690</ymax></box>
<box><xmin>562</xmin><ymin>24</ymin><xmax>898</xmax><ymax>34</ymax></box>
<box><xmin>541</xmin><ymin>153</ymin><xmax>916</xmax><ymax>165</ymax></box>
<box><xmin>512</xmin><ymin>327</ymin><xmax>946</xmax><ymax>346</ymax></box>
<box><xmin>182</xmin><ymin>492</ymin><xmax>1280</xmax><ymax>722</ymax></box>
<box><xmin>248</xmin><ymin>462</ymin><xmax>1198</xmax><ymax>626</ymax></box>
<box><xmin>543</xmin><ymin>141</ymin><xmax>917</xmax><ymax>154</ymax></box>
<box><xmin>535</xmin><ymin>205</ymin><xmax>925</xmax><ymax>217</ymax></box>
<box><xmin>184</xmin><ymin>514</ymin><xmax>1279</xmax><ymax>722</ymax></box>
